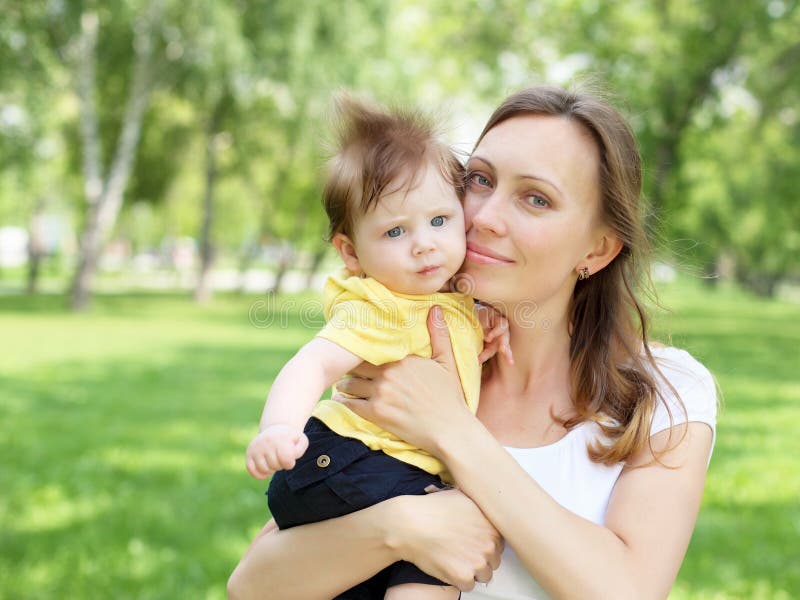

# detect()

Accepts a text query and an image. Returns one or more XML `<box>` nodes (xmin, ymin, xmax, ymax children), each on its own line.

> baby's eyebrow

<box><xmin>423</xmin><ymin>204</ymin><xmax>459</xmax><ymax>215</ymax></box>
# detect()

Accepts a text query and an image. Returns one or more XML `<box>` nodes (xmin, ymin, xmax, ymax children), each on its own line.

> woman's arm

<box><xmin>228</xmin><ymin>500</ymin><xmax>397</xmax><ymax>600</ymax></box>
<box><xmin>440</xmin><ymin>416</ymin><xmax>712</xmax><ymax>599</ymax></box>
<box><xmin>227</xmin><ymin>491</ymin><xmax>503</xmax><ymax>600</ymax></box>
<box><xmin>337</xmin><ymin>307</ymin><xmax>713</xmax><ymax>600</ymax></box>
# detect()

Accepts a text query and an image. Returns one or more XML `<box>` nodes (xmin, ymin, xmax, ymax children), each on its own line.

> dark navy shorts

<box><xmin>267</xmin><ymin>418</ymin><xmax>449</xmax><ymax>598</ymax></box>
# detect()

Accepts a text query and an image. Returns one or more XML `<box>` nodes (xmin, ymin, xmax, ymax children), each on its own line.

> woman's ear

<box><xmin>578</xmin><ymin>229</ymin><xmax>623</xmax><ymax>277</ymax></box>
<box><xmin>331</xmin><ymin>233</ymin><xmax>362</xmax><ymax>275</ymax></box>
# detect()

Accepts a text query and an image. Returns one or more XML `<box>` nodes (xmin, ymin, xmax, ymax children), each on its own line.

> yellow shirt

<box><xmin>312</xmin><ymin>269</ymin><xmax>483</xmax><ymax>480</ymax></box>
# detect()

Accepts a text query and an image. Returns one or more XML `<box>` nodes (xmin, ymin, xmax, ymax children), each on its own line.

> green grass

<box><xmin>1</xmin><ymin>281</ymin><xmax>798</xmax><ymax>599</ymax></box>
<box><xmin>651</xmin><ymin>282</ymin><xmax>800</xmax><ymax>600</ymax></box>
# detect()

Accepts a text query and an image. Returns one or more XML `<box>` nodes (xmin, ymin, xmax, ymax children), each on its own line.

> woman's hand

<box><xmin>389</xmin><ymin>489</ymin><xmax>504</xmax><ymax>591</ymax></box>
<box><xmin>334</xmin><ymin>305</ymin><xmax>476</xmax><ymax>454</ymax></box>
<box><xmin>228</xmin><ymin>493</ymin><xmax>503</xmax><ymax>600</ymax></box>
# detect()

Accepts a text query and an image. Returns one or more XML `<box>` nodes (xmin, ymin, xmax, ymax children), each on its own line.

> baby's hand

<box><xmin>476</xmin><ymin>303</ymin><xmax>514</xmax><ymax>365</ymax></box>
<box><xmin>246</xmin><ymin>424</ymin><xmax>309</xmax><ymax>479</ymax></box>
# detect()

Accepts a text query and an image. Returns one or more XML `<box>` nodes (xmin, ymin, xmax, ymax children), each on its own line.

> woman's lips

<box><xmin>465</xmin><ymin>242</ymin><xmax>514</xmax><ymax>265</ymax></box>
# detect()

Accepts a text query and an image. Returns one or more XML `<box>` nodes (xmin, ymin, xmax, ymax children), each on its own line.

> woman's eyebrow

<box><xmin>519</xmin><ymin>174</ymin><xmax>562</xmax><ymax>195</ymax></box>
<box><xmin>467</xmin><ymin>155</ymin><xmax>493</xmax><ymax>169</ymax></box>
<box><xmin>470</xmin><ymin>155</ymin><xmax>562</xmax><ymax>195</ymax></box>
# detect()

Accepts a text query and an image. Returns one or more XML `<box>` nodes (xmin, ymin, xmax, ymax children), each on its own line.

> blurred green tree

<box><xmin>66</xmin><ymin>2</ymin><xmax>164</xmax><ymax>309</ymax></box>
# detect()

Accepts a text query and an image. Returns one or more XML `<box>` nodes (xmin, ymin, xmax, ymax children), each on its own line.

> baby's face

<box><xmin>350</xmin><ymin>162</ymin><xmax>466</xmax><ymax>295</ymax></box>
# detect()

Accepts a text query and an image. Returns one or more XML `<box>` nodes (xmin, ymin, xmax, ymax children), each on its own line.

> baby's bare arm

<box><xmin>258</xmin><ymin>337</ymin><xmax>362</xmax><ymax>431</ymax></box>
<box><xmin>246</xmin><ymin>338</ymin><xmax>362</xmax><ymax>478</ymax></box>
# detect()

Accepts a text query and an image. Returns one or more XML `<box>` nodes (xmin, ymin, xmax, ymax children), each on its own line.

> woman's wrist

<box><xmin>372</xmin><ymin>496</ymin><xmax>412</xmax><ymax>562</ymax></box>
<box><xmin>433</xmin><ymin>410</ymin><xmax>486</xmax><ymax>468</ymax></box>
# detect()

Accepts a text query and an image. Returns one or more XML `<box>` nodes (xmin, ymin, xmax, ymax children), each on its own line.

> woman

<box><xmin>228</xmin><ymin>85</ymin><xmax>717</xmax><ymax>599</ymax></box>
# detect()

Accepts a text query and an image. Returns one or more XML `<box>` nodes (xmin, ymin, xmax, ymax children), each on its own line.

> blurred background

<box><xmin>0</xmin><ymin>1</ymin><xmax>798</xmax><ymax>598</ymax></box>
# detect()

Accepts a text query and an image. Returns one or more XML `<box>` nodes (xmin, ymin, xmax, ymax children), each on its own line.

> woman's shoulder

<box><xmin>646</xmin><ymin>345</ymin><xmax>718</xmax><ymax>436</ymax></box>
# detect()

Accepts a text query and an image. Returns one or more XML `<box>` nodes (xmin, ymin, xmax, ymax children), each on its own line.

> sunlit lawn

<box><xmin>1</xmin><ymin>280</ymin><xmax>798</xmax><ymax>599</ymax></box>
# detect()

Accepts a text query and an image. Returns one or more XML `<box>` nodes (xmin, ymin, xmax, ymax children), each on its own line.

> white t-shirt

<box><xmin>463</xmin><ymin>347</ymin><xmax>718</xmax><ymax>600</ymax></box>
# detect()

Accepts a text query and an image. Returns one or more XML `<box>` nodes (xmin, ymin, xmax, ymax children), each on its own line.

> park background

<box><xmin>1</xmin><ymin>0</ymin><xmax>798</xmax><ymax>598</ymax></box>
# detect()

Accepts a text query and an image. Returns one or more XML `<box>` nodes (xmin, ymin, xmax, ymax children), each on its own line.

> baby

<box><xmin>246</xmin><ymin>96</ymin><xmax>511</xmax><ymax>599</ymax></box>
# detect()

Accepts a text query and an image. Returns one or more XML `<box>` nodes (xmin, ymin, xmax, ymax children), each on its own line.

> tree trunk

<box><xmin>236</xmin><ymin>103</ymin><xmax>307</xmax><ymax>295</ymax></box>
<box><xmin>194</xmin><ymin>128</ymin><xmax>219</xmax><ymax>303</ymax></box>
<box><xmin>269</xmin><ymin>212</ymin><xmax>308</xmax><ymax>295</ymax></box>
<box><xmin>236</xmin><ymin>239</ymin><xmax>259</xmax><ymax>294</ymax></box>
<box><xmin>26</xmin><ymin>200</ymin><xmax>47</xmax><ymax>294</ymax></box>
<box><xmin>305</xmin><ymin>243</ymin><xmax>327</xmax><ymax>290</ymax></box>
<box><xmin>69</xmin><ymin>7</ymin><xmax>157</xmax><ymax>310</ymax></box>
<box><xmin>269</xmin><ymin>244</ymin><xmax>292</xmax><ymax>296</ymax></box>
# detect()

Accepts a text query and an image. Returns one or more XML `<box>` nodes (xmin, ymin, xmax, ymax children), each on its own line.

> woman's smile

<box><xmin>465</xmin><ymin>241</ymin><xmax>515</xmax><ymax>265</ymax></box>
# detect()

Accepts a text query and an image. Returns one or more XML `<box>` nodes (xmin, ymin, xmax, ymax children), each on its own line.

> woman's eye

<box><xmin>431</xmin><ymin>215</ymin><xmax>446</xmax><ymax>227</ymax></box>
<box><xmin>385</xmin><ymin>226</ymin><xmax>404</xmax><ymax>238</ymax></box>
<box><xmin>526</xmin><ymin>194</ymin><xmax>549</xmax><ymax>208</ymax></box>
<box><xmin>469</xmin><ymin>173</ymin><xmax>491</xmax><ymax>187</ymax></box>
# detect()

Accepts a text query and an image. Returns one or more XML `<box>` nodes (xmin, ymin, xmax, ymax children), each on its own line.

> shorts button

<box><xmin>316</xmin><ymin>454</ymin><xmax>331</xmax><ymax>468</ymax></box>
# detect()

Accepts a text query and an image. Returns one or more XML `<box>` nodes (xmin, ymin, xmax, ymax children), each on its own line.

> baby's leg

<box><xmin>384</xmin><ymin>582</ymin><xmax>459</xmax><ymax>599</ymax></box>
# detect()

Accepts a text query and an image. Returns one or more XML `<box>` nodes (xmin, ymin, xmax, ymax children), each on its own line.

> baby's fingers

<box><xmin>486</xmin><ymin>320</ymin><xmax>509</xmax><ymax>344</ymax></box>
<box><xmin>478</xmin><ymin>339</ymin><xmax>500</xmax><ymax>364</ymax></box>
<box><xmin>276</xmin><ymin>440</ymin><xmax>300</xmax><ymax>470</ymax></box>
<box><xmin>248</xmin><ymin>453</ymin><xmax>272</xmax><ymax>480</ymax></box>
<box><xmin>294</xmin><ymin>432</ymin><xmax>309</xmax><ymax>458</ymax></box>
<box><xmin>500</xmin><ymin>342</ymin><xmax>515</xmax><ymax>365</ymax></box>
<box><xmin>246</xmin><ymin>456</ymin><xmax>261</xmax><ymax>479</ymax></box>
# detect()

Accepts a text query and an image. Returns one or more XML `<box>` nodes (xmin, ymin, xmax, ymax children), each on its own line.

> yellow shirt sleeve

<box><xmin>318</xmin><ymin>269</ymin><xmax>421</xmax><ymax>365</ymax></box>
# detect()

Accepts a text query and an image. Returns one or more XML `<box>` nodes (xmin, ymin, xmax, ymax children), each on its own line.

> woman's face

<box><xmin>460</xmin><ymin>114</ymin><xmax>605</xmax><ymax>313</ymax></box>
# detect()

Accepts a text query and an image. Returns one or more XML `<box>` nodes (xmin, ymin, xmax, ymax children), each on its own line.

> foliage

<box><xmin>0</xmin><ymin>1</ymin><xmax>798</xmax><ymax>297</ymax></box>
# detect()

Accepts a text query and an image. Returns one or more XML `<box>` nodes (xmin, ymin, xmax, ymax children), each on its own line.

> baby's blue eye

<box><xmin>386</xmin><ymin>226</ymin><xmax>403</xmax><ymax>238</ymax></box>
<box><xmin>431</xmin><ymin>216</ymin><xmax>445</xmax><ymax>227</ymax></box>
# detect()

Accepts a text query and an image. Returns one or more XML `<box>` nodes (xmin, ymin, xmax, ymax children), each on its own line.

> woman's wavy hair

<box><xmin>476</xmin><ymin>85</ymin><xmax>682</xmax><ymax>465</ymax></box>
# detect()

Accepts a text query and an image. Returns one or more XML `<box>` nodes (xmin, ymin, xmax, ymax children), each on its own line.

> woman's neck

<box><xmin>490</xmin><ymin>308</ymin><xmax>572</xmax><ymax>402</ymax></box>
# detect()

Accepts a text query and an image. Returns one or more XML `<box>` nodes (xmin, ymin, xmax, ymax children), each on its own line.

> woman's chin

<box><xmin>453</xmin><ymin>270</ymin><xmax>508</xmax><ymax>303</ymax></box>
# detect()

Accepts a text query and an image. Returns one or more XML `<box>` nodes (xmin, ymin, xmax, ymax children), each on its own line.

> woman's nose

<box><xmin>469</xmin><ymin>192</ymin><xmax>508</xmax><ymax>237</ymax></box>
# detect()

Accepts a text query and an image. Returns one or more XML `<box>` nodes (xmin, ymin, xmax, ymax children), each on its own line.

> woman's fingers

<box><xmin>337</xmin><ymin>395</ymin><xmax>376</xmax><ymax>422</ymax></box>
<box><xmin>474</xmin><ymin>563</ymin><xmax>494</xmax><ymax>584</ymax></box>
<box><xmin>334</xmin><ymin>375</ymin><xmax>373</xmax><ymax>398</ymax></box>
<box><xmin>394</xmin><ymin>491</ymin><xmax>503</xmax><ymax>590</ymax></box>
<box><xmin>489</xmin><ymin>536</ymin><xmax>504</xmax><ymax>570</ymax></box>
<box><xmin>427</xmin><ymin>306</ymin><xmax>457</xmax><ymax>372</ymax></box>
<box><xmin>347</xmin><ymin>361</ymin><xmax>383</xmax><ymax>379</ymax></box>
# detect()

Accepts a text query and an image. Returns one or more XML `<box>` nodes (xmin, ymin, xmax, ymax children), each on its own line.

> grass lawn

<box><xmin>1</xmin><ymin>280</ymin><xmax>798</xmax><ymax>599</ymax></box>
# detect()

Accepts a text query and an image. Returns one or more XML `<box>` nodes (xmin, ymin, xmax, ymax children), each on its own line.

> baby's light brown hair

<box><xmin>322</xmin><ymin>94</ymin><xmax>466</xmax><ymax>242</ymax></box>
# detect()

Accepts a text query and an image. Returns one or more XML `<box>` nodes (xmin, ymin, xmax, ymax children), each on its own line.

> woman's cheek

<box><xmin>462</xmin><ymin>200</ymin><xmax>483</xmax><ymax>233</ymax></box>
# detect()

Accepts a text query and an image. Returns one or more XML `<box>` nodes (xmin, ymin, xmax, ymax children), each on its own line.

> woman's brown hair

<box><xmin>476</xmin><ymin>85</ymin><xmax>682</xmax><ymax>465</ymax></box>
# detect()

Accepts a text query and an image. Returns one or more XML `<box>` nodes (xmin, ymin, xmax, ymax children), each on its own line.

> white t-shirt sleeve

<box><xmin>649</xmin><ymin>347</ymin><xmax>718</xmax><ymax>457</ymax></box>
